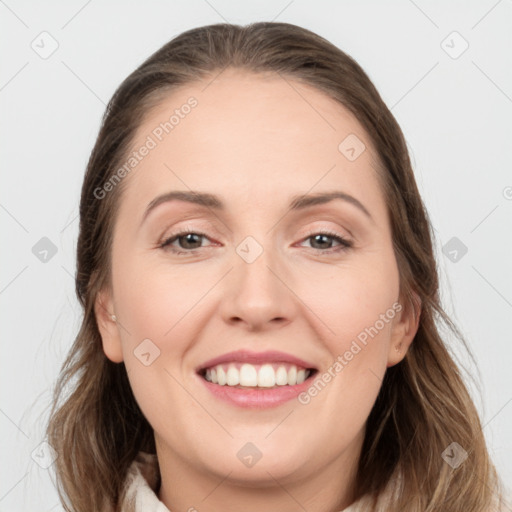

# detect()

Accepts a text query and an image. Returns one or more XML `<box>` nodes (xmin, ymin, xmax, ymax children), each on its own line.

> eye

<box><xmin>299</xmin><ymin>230</ymin><xmax>353</xmax><ymax>253</ymax></box>
<box><xmin>158</xmin><ymin>229</ymin><xmax>353</xmax><ymax>256</ymax></box>
<box><xmin>158</xmin><ymin>231</ymin><xmax>213</xmax><ymax>254</ymax></box>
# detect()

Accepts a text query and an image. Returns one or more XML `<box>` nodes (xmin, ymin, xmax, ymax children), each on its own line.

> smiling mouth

<box><xmin>198</xmin><ymin>362</ymin><xmax>318</xmax><ymax>389</ymax></box>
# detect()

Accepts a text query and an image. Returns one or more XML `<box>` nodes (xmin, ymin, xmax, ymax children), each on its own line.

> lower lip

<box><xmin>197</xmin><ymin>372</ymin><xmax>316</xmax><ymax>409</ymax></box>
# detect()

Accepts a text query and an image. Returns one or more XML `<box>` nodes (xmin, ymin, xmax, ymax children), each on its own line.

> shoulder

<box><xmin>119</xmin><ymin>452</ymin><xmax>170</xmax><ymax>512</ymax></box>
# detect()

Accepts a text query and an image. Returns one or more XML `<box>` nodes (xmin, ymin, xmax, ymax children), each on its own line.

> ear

<box><xmin>94</xmin><ymin>287</ymin><xmax>124</xmax><ymax>363</ymax></box>
<box><xmin>386</xmin><ymin>291</ymin><xmax>421</xmax><ymax>368</ymax></box>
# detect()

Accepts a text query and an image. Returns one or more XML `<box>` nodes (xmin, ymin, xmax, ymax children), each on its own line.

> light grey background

<box><xmin>1</xmin><ymin>1</ymin><xmax>511</xmax><ymax>510</ymax></box>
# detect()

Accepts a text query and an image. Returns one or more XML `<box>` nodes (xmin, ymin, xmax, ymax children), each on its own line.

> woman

<box><xmin>46</xmin><ymin>21</ymin><xmax>507</xmax><ymax>511</ymax></box>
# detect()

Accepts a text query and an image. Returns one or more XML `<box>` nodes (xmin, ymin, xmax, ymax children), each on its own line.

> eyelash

<box><xmin>158</xmin><ymin>229</ymin><xmax>353</xmax><ymax>255</ymax></box>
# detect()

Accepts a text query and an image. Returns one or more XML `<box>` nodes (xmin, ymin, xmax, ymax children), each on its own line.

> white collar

<box><xmin>119</xmin><ymin>451</ymin><xmax>388</xmax><ymax>511</ymax></box>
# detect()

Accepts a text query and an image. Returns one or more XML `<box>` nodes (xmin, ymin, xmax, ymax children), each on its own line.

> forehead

<box><xmin>117</xmin><ymin>68</ymin><xmax>387</xmax><ymax>225</ymax></box>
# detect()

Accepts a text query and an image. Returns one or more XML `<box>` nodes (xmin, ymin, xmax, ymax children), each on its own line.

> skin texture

<box><xmin>95</xmin><ymin>68</ymin><xmax>420</xmax><ymax>512</ymax></box>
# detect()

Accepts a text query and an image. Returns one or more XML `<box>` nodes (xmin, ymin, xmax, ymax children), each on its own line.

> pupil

<box><xmin>181</xmin><ymin>233</ymin><xmax>201</xmax><ymax>249</ymax></box>
<box><xmin>177</xmin><ymin>234</ymin><xmax>333</xmax><ymax>250</ymax></box>
<box><xmin>312</xmin><ymin>234</ymin><xmax>331</xmax><ymax>249</ymax></box>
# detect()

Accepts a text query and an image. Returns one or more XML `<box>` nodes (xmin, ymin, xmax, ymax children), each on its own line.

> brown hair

<box><xmin>46</xmin><ymin>21</ymin><xmax>506</xmax><ymax>511</ymax></box>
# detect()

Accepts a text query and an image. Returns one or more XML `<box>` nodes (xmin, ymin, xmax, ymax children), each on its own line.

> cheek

<box><xmin>111</xmin><ymin>258</ymin><xmax>203</xmax><ymax>434</ymax></box>
<box><xmin>297</xmin><ymin>255</ymin><xmax>399</xmax><ymax>428</ymax></box>
<box><xmin>300</xmin><ymin>254</ymin><xmax>399</xmax><ymax>406</ymax></box>
<box><xmin>301</xmin><ymin>253</ymin><xmax>400</xmax><ymax>352</ymax></box>
<box><xmin>113</xmin><ymin>240</ymin><xmax>400</xmax><ymax>361</ymax></box>
<box><xmin>113</xmin><ymin>253</ymin><xmax>203</xmax><ymax>342</ymax></box>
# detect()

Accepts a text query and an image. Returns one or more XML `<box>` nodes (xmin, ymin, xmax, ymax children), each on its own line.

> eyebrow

<box><xmin>141</xmin><ymin>190</ymin><xmax>373</xmax><ymax>224</ymax></box>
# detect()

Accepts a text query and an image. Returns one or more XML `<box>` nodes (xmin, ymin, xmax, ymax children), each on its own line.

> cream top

<box><xmin>118</xmin><ymin>451</ymin><xmax>391</xmax><ymax>511</ymax></box>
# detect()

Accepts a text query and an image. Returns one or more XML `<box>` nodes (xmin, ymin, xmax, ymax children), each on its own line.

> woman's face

<box><xmin>96</xmin><ymin>68</ymin><xmax>418</xmax><ymax>489</ymax></box>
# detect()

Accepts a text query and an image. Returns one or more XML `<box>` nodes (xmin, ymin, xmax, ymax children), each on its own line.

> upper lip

<box><xmin>196</xmin><ymin>350</ymin><xmax>318</xmax><ymax>373</ymax></box>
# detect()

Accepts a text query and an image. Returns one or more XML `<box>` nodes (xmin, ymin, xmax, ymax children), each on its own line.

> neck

<box><xmin>156</xmin><ymin>430</ymin><xmax>364</xmax><ymax>512</ymax></box>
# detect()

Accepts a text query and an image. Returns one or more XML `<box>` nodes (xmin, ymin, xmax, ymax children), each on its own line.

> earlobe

<box><xmin>386</xmin><ymin>292</ymin><xmax>421</xmax><ymax>368</ymax></box>
<box><xmin>94</xmin><ymin>288</ymin><xmax>124</xmax><ymax>363</ymax></box>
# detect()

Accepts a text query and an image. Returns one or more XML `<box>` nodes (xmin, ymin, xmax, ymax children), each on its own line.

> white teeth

<box><xmin>276</xmin><ymin>365</ymin><xmax>288</xmax><ymax>385</ymax></box>
<box><xmin>203</xmin><ymin>363</ymin><xmax>312</xmax><ymax>388</ymax></box>
<box><xmin>226</xmin><ymin>365</ymin><xmax>239</xmax><ymax>386</ymax></box>
<box><xmin>239</xmin><ymin>364</ymin><xmax>258</xmax><ymax>386</ymax></box>
<box><xmin>287</xmin><ymin>366</ymin><xmax>297</xmax><ymax>385</ymax></box>
<box><xmin>257</xmin><ymin>364</ymin><xmax>275</xmax><ymax>387</ymax></box>
<box><xmin>217</xmin><ymin>366</ymin><xmax>227</xmax><ymax>386</ymax></box>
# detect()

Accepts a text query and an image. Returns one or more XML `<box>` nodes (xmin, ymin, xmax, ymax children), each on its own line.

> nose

<box><xmin>219</xmin><ymin>243</ymin><xmax>296</xmax><ymax>331</ymax></box>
